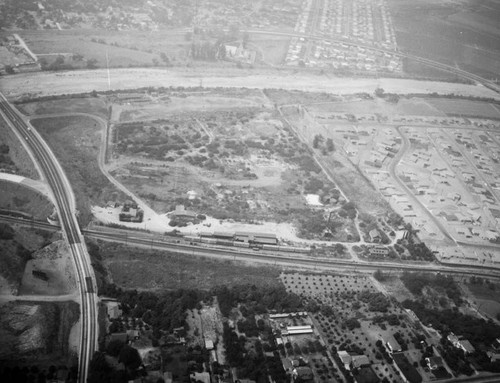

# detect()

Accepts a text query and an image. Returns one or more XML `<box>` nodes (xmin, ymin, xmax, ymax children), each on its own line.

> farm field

<box><xmin>280</xmin><ymin>272</ymin><xmax>439</xmax><ymax>383</ymax></box>
<box><xmin>388</xmin><ymin>0</ymin><xmax>500</xmax><ymax>79</ymax></box>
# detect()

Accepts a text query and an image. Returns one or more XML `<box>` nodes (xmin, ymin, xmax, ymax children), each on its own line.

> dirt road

<box><xmin>1</xmin><ymin>68</ymin><xmax>499</xmax><ymax>100</ymax></box>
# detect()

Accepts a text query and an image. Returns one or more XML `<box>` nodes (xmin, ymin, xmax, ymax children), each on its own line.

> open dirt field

<box><xmin>0</xmin><ymin>225</ymin><xmax>58</xmax><ymax>295</ymax></box>
<box><xmin>2</xmin><ymin>68</ymin><xmax>499</xmax><ymax>100</ymax></box>
<box><xmin>19</xmin><ymin>240</ymin><xmax>77</xmax><ymax>296</ymax></box>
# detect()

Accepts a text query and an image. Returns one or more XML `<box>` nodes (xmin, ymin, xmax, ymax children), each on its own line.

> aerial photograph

<box><xmin>1</xmin><ymin>0</ymin><xmax>500</xmax><ymax>382</ymax></box>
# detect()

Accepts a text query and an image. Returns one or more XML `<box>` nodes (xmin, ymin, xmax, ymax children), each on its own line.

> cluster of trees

<box><xmin>0</xmin><ymin>143</ymin><xmax>14</xmax><ymax>166</ymax></box>
<box><xmin>374</xmin><ymin>88</ymin><xmax>400</xmax><ymax>103</ymax></box>
<box><xmin>402</xmin><ymin>300</ymin><xmax>500</xmax><ymax>346</ymax></box>
<box><xmin>375</xmin><ymin>339</ymin><xmax>393</xmax><ymax>364</ymax></box>
<box><xmin>372</xmin><ymin>313</ymin><xmax>401</xmax><ymax>327</ymax></box>
<box><xmin>88</xmin><ymin>344</ymin><xmax>143</xmax><ymax>383</ymax></box>
<box><xmin>189</xmin><ymin>41</ymin><xmax>225</xmax><ymax>61</ymax></box>
<box><xmin>100</xmin><ymin>283</ymin><xmax>204</xmax><ymax>340</ymax></box>
<box><xmin>214</xmin><ymin>284</ymin><xmax>303</xmax><ymax>317</ymax></box>
<box><xmin>0</xmin><ymin>365</ymin><xmax>78</xmax><ymax>383</ymax></box>
<box><xmin>0</xmin><ymin>222</ymin><xmax>15</xmax><ymax>240</ymax></box>
<box><xmin>338</xmin><ymin>202</ymin><xmax>357</xmax><ymax>220</ymax></box>
<box><xmin>358</xmin><ymin>290</ymin><xmax>391</xmax><ymax>312</ymax></box>
<box><xmin>312</xmin><ymin>134</ymin><xmax>335</xmax><ymax>154</ymax></box>
<box><xmin>223</xmin><ymin>323</ymin><xmax>288</xmax><ymax>382</ymax></box>
<box><xmin>438</xmin><ymin>338</ymin><xmax>474</xmax><ymax>376</ymax></box>
<box><xmin>397</xmin><ymin>234</ymin><xmax>434</xmax><ymax>261</ymax></box>
<box><xmin>401</xmin><ymin>272</ymin><xmax>462</xmax><ymax>305</ymax></box>
<box><xmin>298</xmin><ymin>210</ymin><xmax>327</xmax><ymax>238</ymax></box>
<box><xmin>304</xmin><ymin>177</ymin><xmax>324</xmax><ymax>194</ymax></box>
<box><xmin>343</xmin><ymin>318</ymin><xmax>361</xmax><ymax>330</ymax></box>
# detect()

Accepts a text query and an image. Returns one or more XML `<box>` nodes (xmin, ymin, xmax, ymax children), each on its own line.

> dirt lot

<box><xmin>31</xmin><ymin>115</ymin><xmax>127</xmax><ymax>226</ymax></box>
<box><xmin>19</xmin><ymin>240</ymin><xmax>77</xmax><ymax>296</ymax></box>
<box><xmin>0</xmin><ymin>224</ymin><xmax>58</xmax><ymax>295</ymax></box>
<box><xmin>2</xmin><ymin>67</ymin><xmax>499</xmax><ymax>100</ymax></box>
<box><xmin>98</xmin><ymin>240</ymin><xmax>282</xmax><ymax>291</ymax></box>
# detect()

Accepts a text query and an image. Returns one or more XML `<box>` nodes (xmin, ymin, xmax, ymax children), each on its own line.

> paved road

<box><xmin>0</xmin><ymin>94</ymin><xmax>97</xmax><ymax>383</ymax></box>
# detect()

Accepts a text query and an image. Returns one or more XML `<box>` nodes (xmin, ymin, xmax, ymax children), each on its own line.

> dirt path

<box><xmin>0</xmin><ymin>292</ymin><xmax>79</xmax><ymax>303</ymax></box>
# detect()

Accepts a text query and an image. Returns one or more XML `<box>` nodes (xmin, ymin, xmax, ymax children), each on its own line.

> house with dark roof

<box><xmin>292</xmin><ymin>366</ymin><xmax>314</xmax><ymax>382</ymax></box>
<box><xmin>425</xmin><ymin>356</ymin><xmax>444</xmax><ymax>370</ymax></box>
<box><xmin>351</xmin><ymin>355</ymin><xmax>370</xmax><ymax>369</ymax></box>
<box><xmin>447</xmin><ymin>333</ymin><xmax>475</xmax><ymax>354</ymax></box>
<box><xmin>385</xmin><ymin>334</ymin><xmax>402</xmax><ymax>354</ymax></box>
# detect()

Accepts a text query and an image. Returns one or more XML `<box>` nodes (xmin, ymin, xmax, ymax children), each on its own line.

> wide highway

<box><xmin>0</xmin><ymin>93</ymin><xmax>97</xmax><ymax>383</ymax></box>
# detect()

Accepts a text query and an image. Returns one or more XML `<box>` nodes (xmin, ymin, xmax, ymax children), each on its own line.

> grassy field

<box><xmin>248</xmin><ymin>34</ymin><xmax>290</xmax><ymax>65</ymax></box>
<box><xmin>19</xmin><ymin>29</ymin><xmax>165</xmax><ymax>69</ymax></box>
<box><xmin>0</xmin><ymin>181</ymin><xmax>53</xmax><ymax>220</ymax></box>
<box><xmin>17</xmin><ymin>96</ymin><xmax>109</xmax><ymax>119</ymax></box>
<box><xmin>426</xmin><ymin>98</ymin><xmax>500</xmax><ymax>119</ymax></box>
<box><xmin>31</xmin><ymin>115</ymin><xmax>127</xmax><ymax>226</ymax></box>
<box><xmin>0</xmin><ymin>118</ymin><xmax>38</xmax><ymax>179</ymax></box>
<box><xmin>98</xmin><ymin>240</ymin><xmax>282</xmax><ymax>291</ymax></box>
